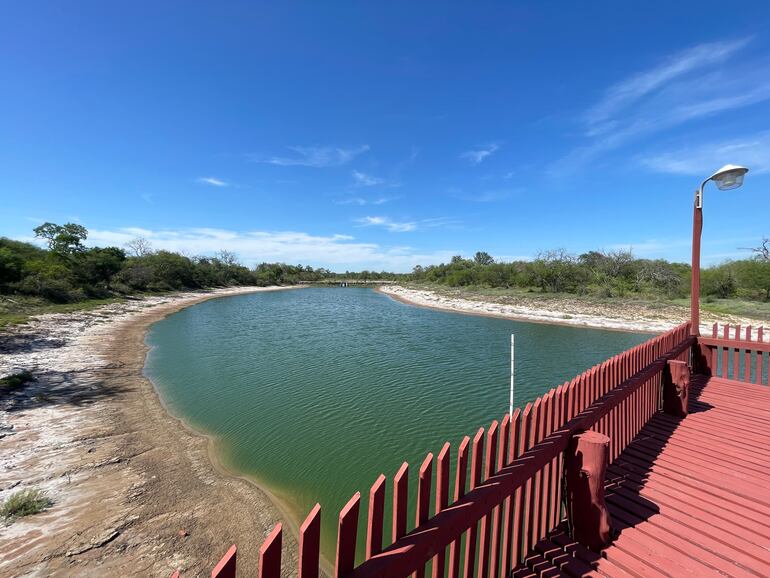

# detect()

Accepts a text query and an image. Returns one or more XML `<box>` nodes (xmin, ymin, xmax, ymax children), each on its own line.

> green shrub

<box><xmin>0</xmin><ymin>371</ymin><xmax>35</xmax><ymax>391</ymax></box>
<box><xmin>1</xmin><ymin>488</ymin><xmax>52</xmax><ymax>521</ymax></box>
<box><xmin>15</xmin><ymin>273</ymin><xmax>77</xmax><ymax>303</ymax></box>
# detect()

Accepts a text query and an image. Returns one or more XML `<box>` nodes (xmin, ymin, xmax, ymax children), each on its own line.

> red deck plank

<box><xmin>511</xmin><ymin>373</ymin><xmax>770</xmax><ymax>578</ymax></box>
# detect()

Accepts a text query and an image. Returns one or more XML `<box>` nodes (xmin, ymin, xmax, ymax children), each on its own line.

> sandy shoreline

<box><xmin>378</xmin><ymin>285</ymin><xmax>769</xmax><ymax>335</ymax></box>
<box><xmin>0</xmin><ymin>287</ymin><xmax>304</xmax><ymax>577</ymax></box>
<box><xmin>3</xmin><ymin>283</ymin><xmax>765</xmax><ymax>577</ymax></box>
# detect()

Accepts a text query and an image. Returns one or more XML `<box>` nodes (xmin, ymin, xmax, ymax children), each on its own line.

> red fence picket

<box><xmin>258</xmin><ymin>524</ymin><xmax>282</xmax><ymax>578</ymax></box>
<box><xmin>211</xmin><ymin>545</ymin><xmax>236</xmax><ymax>578</ymax></box>
<box><xmin>701</xmin><ymin>323</ymin><xmax>769</xmax><ymax>384</ymax></box>
<box><xmin>335</xmin><ymin>493</ymin><xmax>361</xmax><ymax>578</ymax></box>
<box><xmin>299</xmin><ymin>504</ymin><xmax>321</xmax><ymax>578</ymax></box>
<box><xmin>365</xmin><ymin>476</ymin><xmax>385</xmax><ymax>560</ymax></box>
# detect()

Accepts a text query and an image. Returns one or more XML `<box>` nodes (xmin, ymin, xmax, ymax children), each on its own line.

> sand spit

<box><xmin>379</xmin><ymin>285</ymin><xmax>769</xmax><ymax>335</ymax></box>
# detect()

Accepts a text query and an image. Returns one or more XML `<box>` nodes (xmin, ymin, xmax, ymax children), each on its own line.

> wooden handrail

<box><xmin>699</xmin><ymin>337</ymin><xmax>770</xmax><ymax>353</ymax></box>
<box><xmin>349</xmin><ymin>336</ymin><xmax>695</xmax><ymax>577</ymax></box>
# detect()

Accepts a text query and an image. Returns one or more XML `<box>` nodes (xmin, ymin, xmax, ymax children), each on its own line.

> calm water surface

<box><xmin>145</xmin><ymin>288</ymin><xmax>650</xmax><ymax>562</ymax></box>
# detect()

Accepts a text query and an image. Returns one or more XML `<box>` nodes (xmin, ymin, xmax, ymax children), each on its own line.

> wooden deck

<box><xmin>514</xmin><ymin>374</ymin><xmax>770</xmax><ymax>578</ymax></box>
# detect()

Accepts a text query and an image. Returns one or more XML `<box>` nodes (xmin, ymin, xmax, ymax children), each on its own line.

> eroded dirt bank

<box><xmin>0</xmin><ymin>287</ymin><xmax>300</xmax><ymax>577</ymax></box>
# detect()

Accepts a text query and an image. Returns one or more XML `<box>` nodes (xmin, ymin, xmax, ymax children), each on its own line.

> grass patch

<box><xmin>671</xmin><ymin>297</ymin><xmax>770</xmax><ymax>320</ymax></box>
<box><xmin>408</xmin><ymin>284</ymin><xmax>770</xmax><ymax>320</ymax></box>
<box><xmin>0</xmin><ymin>295</ymin><xmax>125</xmax><ymax>330</ymax></box>
<box><xmin>0</xmin><ymin>371</ymin><xmax>35</xmax><ymax>392</ymax></box>
<box><xmin>1</xmin><ymin>489</ymin><xmax>52</xmax><ymax>522</ymax></box>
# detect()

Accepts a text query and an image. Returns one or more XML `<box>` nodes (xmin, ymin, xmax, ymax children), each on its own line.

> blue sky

<box><xmin>2</xmin><ymin>1</ymin><xmax>769</xmax><ymax>272</ymax></box>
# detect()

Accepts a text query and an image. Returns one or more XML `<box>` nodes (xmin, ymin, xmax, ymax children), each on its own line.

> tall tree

<box><xmin>474</xmin><ymin>251</ymin><xmax>495</xmax><ymax>266</ymax></box>
<box><xmin>125</xmin><ymin>237</ymin><xmax>153</xmax><ymax>257</ymax></box>
<box><xmin>33</xmin><ymin>222</ymin><xmax>88</xmax><ymax>255</ymax></box>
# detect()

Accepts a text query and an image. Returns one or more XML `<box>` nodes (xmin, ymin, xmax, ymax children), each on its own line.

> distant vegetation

<box><xmin>0</xmin><ymin>223</ymin><xmax>343</xmax><ymax>304</ymax></box>
<box><xmin>1</xmin><ymin>223</ymin><xmax>769</xmax><ymax>312</ymax></box>
<box><xmin>410</xmin><ymin>248</ymin><xmax>770</xmax><ymax>302</ymax></box>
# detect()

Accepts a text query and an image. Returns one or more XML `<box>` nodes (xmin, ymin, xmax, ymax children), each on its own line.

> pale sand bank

<box><xmin>379</xmin><ymin>285</ymin><xmax>769</xmax><ymax>336</ymax></box>
<box><xmin>0</xmin><ymin>287</ymin><xmax>303</xmax><ymax>577</ymax></box>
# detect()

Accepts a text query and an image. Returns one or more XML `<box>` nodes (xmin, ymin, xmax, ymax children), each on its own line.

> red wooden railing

<box><xmin>697</xmin><ymin>323</ymin><xmax>769</xmax><ymax>385</ymax></box>
<box><xmin>173</xmin><ymin>323</ymin><xmax>695</xmax><ymax>578</ymax></box>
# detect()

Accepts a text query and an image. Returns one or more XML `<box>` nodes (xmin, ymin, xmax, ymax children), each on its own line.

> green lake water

<box><xmin>144</xmin><ymin>288</ymin><xmax>651</xmax><ymax>564</ymax></box>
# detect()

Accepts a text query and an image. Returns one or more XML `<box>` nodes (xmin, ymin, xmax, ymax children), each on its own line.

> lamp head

<box><xmin>709</xmin><ymin>164</ymin><xmax>749</xmax><ymax>191</ymax></box>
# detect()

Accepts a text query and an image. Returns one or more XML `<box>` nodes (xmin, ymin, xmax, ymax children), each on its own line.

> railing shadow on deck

<box><xmin>512</xmin><ymin>351</ymin><xmax>715</xmax><ymax>576</ymax></box>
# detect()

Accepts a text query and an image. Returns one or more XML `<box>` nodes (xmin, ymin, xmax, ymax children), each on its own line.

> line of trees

<box><xmin>410</xmin><ymin>248</ymin><xmax>770</xmax><ymax>301</ymax></box>
<box><xmin>1</xmin><ymin>223</ymin><xmax>768</xmax><ymax>304</ymax></box>
<box><xmin>0</xmin><ymin>223</ymin><xmax>340</xmax><ymax>303</ymax></box>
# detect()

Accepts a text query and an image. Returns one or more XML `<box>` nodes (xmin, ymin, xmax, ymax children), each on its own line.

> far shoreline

<box><xmin>376</xmin><ymin>285</ymin><xmax>652</xmax><ymax>335</ymax></box>
<box><xmin>376</xmin><ymin>284</ymin><xmax>769</xmax><ymax>336</ymax></box>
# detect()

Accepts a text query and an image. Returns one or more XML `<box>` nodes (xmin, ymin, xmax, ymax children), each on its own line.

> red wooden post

<box><xmin>538</xmin><ymin>391</ymin><xmax>554</xmax><ymax>540</ymax></box>
<box><xmin>478</xmin><ymin>421</ymin><xmax>499</xmax><ymax>578</ymax></box>
<box><xmin>564</xmin><ymin>431</ymin><xmax>612</xmax><ymax>552</ymax></box>
<box><xmin>490</xmin><ymin>415</ymin><xmax>510</xmax><ymax>578</ymax></box>
<box><xmin>432</xmin><ymin>443</ymin><xmax>451</xmax><ymax>578</ymax></box>
<box><xmin>722</xmin><ymin>325</ymin><xmax>729</xmax><ymax>377</ymax></box>
<box><xmin>447</xmin><ymin>436</ymin><xmax>470</xmax><ymax>578</ymax></box>
<box><xmin>258</xmin><ymin>524</ymin><xmax>282</xmax><ymax>578</ymax></box>
<box><xmin>416</xmin><ymin>453</ymin><xmax>433</xmax><ymax>527</ymax></box>
<box><xmin>710</xmin><ymin>323</ymin><xmax>719</xmax><ymax>372</ymax></box>
<box><xmin>502</xmin><ymin>409</ymin><xmax>521</xmax><ymax>574</ymax></box>
<box><xmin>300</xmin><ymin>504</ymin><xmax>321</xmax><ymax>578</ymax></box>
<box><xmin>691</xmin><ymin>197</ymin><xmax>703</xmax><ymax>336</ymax></box>
<box><xmin>366</xmin><ymin>476</ymin><xmax>385</xmax><ymax>560</ymax></box>
<box><xmin>516</xmin><ymin>402</ymin><xmax>535</xmax><ymax>561</ymax></box>
<box><xmin>393</xmin><ymin>463</ymin><xmax>409</xmax><ymax>542</ymax></box>
<box><xmin>733</xmin><ymin>325</ymin><xmax>741</xmax><ymax>379</ymax></box>
<box><xmin>744</xmin><ymin>327</ymin><xmax>752</xmax><ymax>382</ymax></box>
<box><xmin>757</xmin><ymin>328</ymin><xmax>765</xmax><ymax>385</ymax></box>
<box><xmin>335</xmin><ymin>493</ymin><xmax>361</xmax><ymax>578</ymax></box>
<box><xmin>463</xmin><ymin>428</ymin><xmax>485</xmax><ymax>578</ymax></box>
<box><xmin>524</xmin><ymin>396</ymin><xmax>540</xmax><ymax>552</ymax></box>
<box><xmin>550</xmin><ymin>385</ymin><xmax>564</xmax><ymax>530</ymax></box>
<box><xmin>414</xmin><ymin>453</ymin><xmax>433</xmax><ymax>578</ymax></box>
<box><xmin>211</xmin><ymin>545</ymin><xmax>237</xmax><ymax>578</ymax></box>
<box><xmin>528</xmin><ymin>398</ymin><xmax>545</xmax><ymax>549</ymax></box>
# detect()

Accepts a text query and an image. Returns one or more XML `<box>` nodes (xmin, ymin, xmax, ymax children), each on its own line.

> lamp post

<box><xmin>690</xmin><ymin>164</ymin><xmax>749</xmax><ymax>336</ymax></box>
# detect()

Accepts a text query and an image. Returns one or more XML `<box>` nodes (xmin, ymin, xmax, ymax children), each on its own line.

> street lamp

<box><xmin>690</xmin><ymin>164</ymin><xmax>749</xmax><ymax>335</ymax></box>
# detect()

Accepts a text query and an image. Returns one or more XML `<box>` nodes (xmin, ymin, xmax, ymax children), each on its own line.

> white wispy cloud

<box><xmin>351</xmin><ymin>170</ymin><xmax>385</xmax><ymax>187</ymax></box>
<box><xmin>334</xmin><ymin>196</ymin><xmax>394</xmax><ymax>206</ymax></box>
<box><xmin>585</xmin><ymin>38</ymin><xmax>751</xmax><ymax>134</ymax></box>
<box><xmin>461</xmin><ymin>143</ymin><xmax>500</xmax><ymax>165</ymax></box>
<box><xmin>70</xmin><ymin>226</ymin><xmax>455</xmax><ymax>272</ymax></box>
<box><xmin>254</xmin><ymin>145</ymin><xmax>370</xmax><ymax>168</ymax></box>
<box><xmin>356</xmin><ymin>216</ymin><xmax>458</xmax><ymax>233</ymax></box>
<box><xmin>357</xmin><ymin>216</ymin><xmax>417</xmax><ymax>232</ymax></box>
<box><xmin>552</xmin><ymin>37</ymin><xmax>770</xmax><ymax>176</ymax></box>
<box><xmin>197</xmin><ymin>177</ymin><xmax>229</xmax><ymax>187</ymax></box>
<box><xmin>639</xmin><ymin>131</ymin><xmax>770</xmax><ymax>175</ymax></box>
